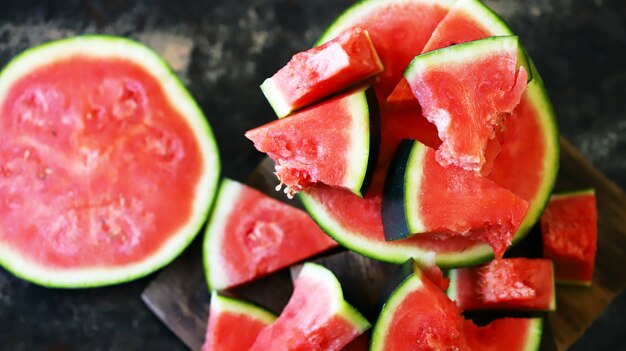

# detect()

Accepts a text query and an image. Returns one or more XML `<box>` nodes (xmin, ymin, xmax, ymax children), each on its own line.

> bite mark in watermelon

<box><xmin>447</xmin><ymin>258</ymin><xmax>556</xmax><ymax>311</ymax></box>
<box><xmin>261</xmin><ymin>27</ymin><xmax>383</xmax><ymax>118</ymax></box>
<box><xmin>202</xmin><ymin>292</ymin><xmax>276</xmax><ymax>351</ymax></box>
<box><xmin>382</xmin><ymin>140</ymin><xmax>529</xmax><ymax>259</ymax></box>
<box><xmin>404</xmin><ymin>35</ymin><xmax>528</xmax><ymax>173</ymax></box>
<box><xmin>249</xmin><ymin>263</ymin><xmax>370</xmax><ymax>351</ymax></box>
<box><xmin>203</xmin><ymin>178</ymin><xmax>337</xmax><ymax>291</ymax></box>
<box><xmin>0</xmin><ymin>36</ymin><xmax>220</xmax><ymax>287</ymax></box>
<box><xmin>540</xmin><ymin>189</ymin><xmax>597</xmax><ymax>285</ymax></box>
<box><xmin>246</xmin><ymin>85</ymin><xmax>379</xmax><ymax>198</ymax></box>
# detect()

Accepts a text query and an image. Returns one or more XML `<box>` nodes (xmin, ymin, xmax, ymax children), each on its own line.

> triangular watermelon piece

<box><xmin>382</xmin><ymin>140</ymin><xmax>529</xmax><ymax>259</ymax></box>
<box><xmin>404</xmin><ymin>36</ymin><xmax>528</xmax><ymax>173</ymax></box>
<box><xmin>249</xmin><ymin>263</ymin><xmax>370</xmax><ymax>351</ymax></box>
<box><xmin>203</xmin><ymin>178</ymin><xmax>337</xmax><ymax>291</ymax></box>
<box><xmin>202</xmin><ymin>293</ymin><xmax>276</xmax><ymax>351</ymax></box>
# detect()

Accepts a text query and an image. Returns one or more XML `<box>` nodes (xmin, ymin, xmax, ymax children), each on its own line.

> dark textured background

<box><xmin>0</xmin><ymin>0</ymin><xmax>624</xmax><ymax>350</ymax></box>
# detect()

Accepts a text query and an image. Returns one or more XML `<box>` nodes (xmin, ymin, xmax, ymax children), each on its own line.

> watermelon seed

<box><xmin>37</xmin><ymin>167</ymin><xmax>52</xmax><ymax>180</ymax></box>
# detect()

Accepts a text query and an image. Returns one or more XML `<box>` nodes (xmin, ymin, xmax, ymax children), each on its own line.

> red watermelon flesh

<box><xmin>202</xmin><ymin>293</ymin><xmax>275</xmax><ymax>351</ymax></box>
<box><xmin>0</xmin><ymin>57</ymin><xmax>205</xmax><ymax>269</ymax></box>
<box><xmin>204</xmin><ymin>179</ymin><xmax>337</xmax><ymax>291</ymax></box>
<box><xmin>540</xmin><ymin>190</ymin><xmax>597</xmax><ymax>285</ymax></box>
<box><xmin>464</xmin><ymin>318</ymin><xmax>543</xmax><ymax>351</ymax></box>
<box><xmin>261</xmin><ymin>27</ymin><xmax>383</xmax><ymax>118</ymax></box>
<box><xmin>404</xmin><ymin>36</ymin><xmax>528</xmax><ymax>173</ymax></box>
<box><xmin>449</xmin><ymin>258</ymin><xmax>556</xmax><ymax>311</ymax></box>
<box><xmin>249</xmin><ymin>263</ymin><xmax>370</xmax><ymax>351</ymax></box>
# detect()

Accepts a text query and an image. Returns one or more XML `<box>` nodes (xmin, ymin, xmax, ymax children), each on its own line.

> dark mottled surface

<box><xmin>0</xmin><ymin>0</ymin><xmax>624</xmax><ymax>350</ymax></box>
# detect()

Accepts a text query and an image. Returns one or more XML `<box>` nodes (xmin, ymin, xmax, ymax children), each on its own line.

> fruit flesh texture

<box><xmin>246</xmin><ymin>88</ymin><xmax>367</xmax><ymax>197</ymax></box>
<box><xmin>0</xmin><ymin>57</ymin><xmax>204</xmax><ymax>268</ymax></box>
<box><xmin>213</xmin><ymin>180</ymin><xmax>337</xmax><ymax>290</ymax></box>
<box><xmin>540</xmin><ymin>191</ymin><xmax>597</xmax><ymax>284</ymax></box>
<box><xmin>249</xmin><ymin>264</ymin><xmax>368</xmax><ymax>351</ymax></box>
<box><xmin>202</xmin><ymin>295</ymin><xmax>274</xmax><ymax>351</ymax></box>
<box><xmin>405</xmin><ymin>38</ymin><xmax>528</xmax><ymax>173</ymax></box>
<box><xmin>451</xmin><ymin>258</ymin><xmax>555</xmax><ymax>311</ymax></box>
<box><xmin>464</xmin><ymin>318</ymin><xmax>541</xmax><ymax>351</ymax></box>
<box><xmin>262</xmin><ymin>26</ymin><xmax>382</xmax><ymax>118</ymax></box>
<box><xmin>414</xmin><ymin>145</ymin><xmax>529</xmax><ymax>259</ymax></box>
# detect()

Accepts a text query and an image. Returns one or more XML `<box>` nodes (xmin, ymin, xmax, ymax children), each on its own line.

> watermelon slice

<box><xmin>299</xmin><ymin>0</ymin><xmax>559</xmax><ymax>267</ymax></box>
<box><xmin>447</xmin><ymin>258</ymin><xmax>556</xmax><ymax>311</ymax></box>
<box><xmin>371</xmin><ymin>262</ymin><xmax>542</xmax><ymax>351</ymax></box>
<box><xmin>540</xmin><ymin>189</ymin><xmax>597</xmax><ymax>285</ymax></box>
<box><xmin>382</xmin><ymin>140</ymin><xmax>529</xmax><ymax>259</ymax></box>
<box><xmin>203</xmin><ymin>178</ymin><xmax>337</xmax><ymax>291</ymax></box>
<box><xmin>249</xmin><ymin>263</ymin><xmax>370</xmax><ymax>351</ymax></box>
<box><xmin>202</xmin><ymin>292</ymin><xmax>276</xmax><ymax>351</ymax></box>
<box><xmin>404</xmin><ymin>35</ymin><xmax>528</xmax><ymax>173</ymax></box>
<box><xmin>246</xmin><ymin>85</ymin><xmax>379</xmax><ymax>198</ymax></box>
<box><xmin>261</xmin><ymin>27</ymin><xmax>383</xmax><ymax>118</ymax></box>
<box><xmin>0</xmin><ymin>36</ymin><xmax>220</xmax><ymax>287</ymax></box>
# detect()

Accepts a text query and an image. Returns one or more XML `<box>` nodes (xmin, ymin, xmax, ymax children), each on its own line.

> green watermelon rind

<box><xmin>260</xmin><ymin>77</ymin><xmax>292</xmax><ymax>118</ymax></box>
<box><xmin>0</xmin><ymin>35</ymin><xmax>221</xmax><ymax>288</ymax></box>
<box><xmin>522</xmin><ymin>318</ymin><xmax>544</xmax><ymax>351</ymax></box>
<box><xmin>203</xmin><ymin>178</ymin><xmax>243</xmax><ymax>291</ymax></box>
<box><xmin>210</xmin><ymin>291</ymin><xmax>277</xmax><ymax>325</ymax></box>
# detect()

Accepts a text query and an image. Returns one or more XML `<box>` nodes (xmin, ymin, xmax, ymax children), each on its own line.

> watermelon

<box><xmin>447</xmin><ymin>258</ymin><xmax>556</xmax><ymax>311</ymax></box>
<box><xmin>404</xmin><ymin>35</ymin><xmax>528</xmax><ymax>173</ymax></box>
<box><xmin>299</xmin><ymin>0</ymin><xmax>558</xmax><ymax>267</ymax></box>
<box><xmin>203</xmin><ymin>178</ymin><xmax>337</xmax><ymax>291</ymax></box>
<box><xmin>0</xmin><ymin>36</ymin><xmax>220</xmax><ymax>287</ymax></box>
<box><xmin>261</xmin><ymin>27</ymin><xmax>383</xmax><ymax>118</ymax></box>
<box><xmin>246</xmin><ymin>85</ymin><xmax>379</xmax><ymax>198</ymax></box>
<box><xmin>382</xmin><ymin>140</ymin><xmax>529</xmax><ymax>259</ymax></box>
<box><xmin>249</xmin><ymin>263</ymin><xmax>370</xmax><ymax>351</ymax></box>
<box><xmin>371</xmin><ymin>262</ymin><xmax>543</xmax><ymax>351</ymax></box>
<box><xmin>202</xmin><ymin>292</ymin><xmax>276</xmax><ymax>351</ymax></box>
<box><xmin>540</xmin><ymin>189</ymin><xmax>597</xmax><ymax>285</ymax></box>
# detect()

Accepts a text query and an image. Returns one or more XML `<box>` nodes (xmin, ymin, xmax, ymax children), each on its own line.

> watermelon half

<box><xmin>299</xmin><ymin>0</ymin><xmax>559</xmax><ymax>267</ymax></box>
<box><xmin>202</xmin><ymin>292</ymin><xmax>276</xmax><ymax>351</ymax></box>
<box><xmin>203</xmin><ymin>178</ymin><xmax>337</xmax><ymax>291</ymax></box>
<box><xmin>0</xmin><ymin>36</ymin><xmax>220</xmax><ymax>287</ymax></box>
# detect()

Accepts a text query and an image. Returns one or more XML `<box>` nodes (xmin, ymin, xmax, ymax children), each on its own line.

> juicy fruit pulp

<box><xmin>261</xmin><ymin>27</ymin><xmax>383</xmax><ymax>118</ymax></box>
<box><xmin>249</xmin><ymin>263</ymin><xmax>370</xmax><ymax>351</ymax></box>
<box><xmin>0</xmin><ymin>36</ymin><xmax>220</xmax><ymax>287</ymax></box>
<box><xmin>448</xmin><ymin>258</ymin><xmax>556</xmax><ymax>311</ymax></box>
<box><xmin>247</xmin><ymin>86</ymin><xmax>378</xmax><ymax>197</ymax></box>
<box><xmin>204</xmin><ymin>178</ymin><xmax>337</xmax><ymax>290</ymax></box>
<box><xmin>540</xmin><ymin>190</ymin><xmax>597</xmax><ymax>285</ymax></box>
<box><xmin>404</xmin><ymin>36</ymin><xmax>528</xmax><ymax>173</ymax></box>
<box><xmin>202</xmin><ymin>293</ymin><xmax>275</xmax><ymax>351</ymax></box>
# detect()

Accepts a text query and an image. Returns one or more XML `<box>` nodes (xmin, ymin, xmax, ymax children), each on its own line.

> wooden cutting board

<box><xmin>142</xmin><ymin>138</ymin><xmax>626</xmax><ymax>351</ymax></box>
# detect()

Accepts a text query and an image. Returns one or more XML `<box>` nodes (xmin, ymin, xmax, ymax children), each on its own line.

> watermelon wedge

<box><xmin>202</xmin><ymin>292</ymin><xmax>276</xmax><ymax>351</ymax></box>
<box><xmin>203</xmin><ymin>178</ymin><xmax>337</xmax><ymax>291</ymax></box>
<box><xmin>447</xmin><ymin>258</ymin><xmax>556</xmax><ymax>311</ymax></box>
<box><xmin>261</xmin><ymin>27</ymin><xmax>383</xmax><ymax>118</ymax></box>
<box><xmin>299</xmin><ymin>0</ymin><xmax>558</xmax><ymax>267</ymax></box>
<box><xmin>371</xmin><ymin>262</ymin><xmax>542</xmax><ymax>351</ymax></box>
<box><xmin>0</xmin><ymin>36</ymin><xmax>220</xmax><ymax>287</ymax></box>
<box><xmin>249</xmin><ymin>263</ymin><xmax>370</xmax><ymax>351</ymax></box>
<box><xmin>246</xmin><ymin>85</ymin><xmax>379</xmax><ymax>198</ymax></box>
<box><xmin>382</xmin><ymin>140</ymin><xmax>529</xmax><ymax>259</ymax></box>
<box><xmin>404</xmin><ymin>35</ymin><xmax>528</xmax><ymax>173</ymax></box>
<box><xmin>540</xmin><ymin>189</ymin><xmax>597</xmax><ymax>285</ymax></box>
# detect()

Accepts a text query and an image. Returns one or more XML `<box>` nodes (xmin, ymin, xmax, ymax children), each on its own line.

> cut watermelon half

<box><xmin>300</xmin><ymin>0</ymin><xmax>558</xmax><ymax>267</ymax></box>
<box><xmin>249</xmin><ymin>263</ymin><xmax>370</xmax><ymax>351</ymax></box>
<box><xmin>261</xmin><ymin>26</ymin><xmax>383</xmax><ymax>118</ymax></box>
<box><xmin>382</xmin><ymin>140</ymin><xmax>529</xmax><ymax>259</ymax></box>
<box><xmin>202</xmin><ymin>292</ymin><xmax>276</xmax><ymax>351</ymax></box>
<box><xmin>404</xmin><ymin>35</ymin><xmax>528</xmax><ymax>173</ymax></box>
<box><xmin>540</xmin><ymin>189</ymin><xmax>597</xmax><ymax>286</ymax></box>
<box><xmin>0</xmin><ymin>36</ymin><xmax>220</xmax><ymax>287</ymax></box>
<box><xmin>447</xmin><ymin>258</ymin><xmax>556</xmax><ymax>311</ymax></box>
<box><xmin>203</xmin><ymin>178</ymin><xmax>337</xmax><ymax>291</ymax></box>
<box><xmin>246</xmin><ymin>85</ymin><xmax>379</xmax><ymax>198</ymax></box>
<box><xmin>371</xmin><ymin>263</ymin><xmax>543</xmax><ymax>351</ymax></box>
